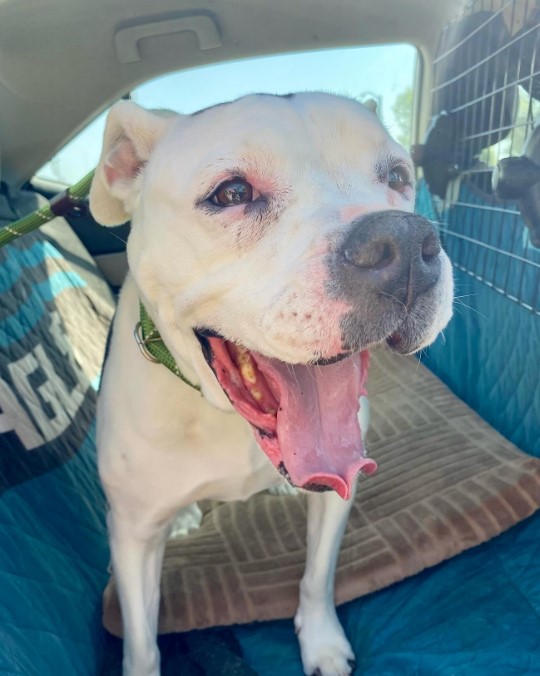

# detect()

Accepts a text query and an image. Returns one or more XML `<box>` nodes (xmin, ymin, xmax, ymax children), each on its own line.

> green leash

<box><xmin>0</xmin><ymin>170</ymin><xmax>95</xmax><ymax>247</ymax></box>
<box><xmin>0</xmin><ymin>169</ymin><xmax>200</xmax><ymax>391</ymax></box>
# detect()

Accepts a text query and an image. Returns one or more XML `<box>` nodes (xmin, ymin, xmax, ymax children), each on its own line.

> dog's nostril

<box><xmin>422</xmin><ymin>232</ymin><xmax>441</xmax><ymax>262</ymax></box>
<box><xmin>345</xmin><ymin>239</ymin><xmax>396</xmax><ymax>270</ymax></box>
<box><xmin>378</xmin><ymin>242</ymin><xmax>394</xmax><ymax>267</ymax></box>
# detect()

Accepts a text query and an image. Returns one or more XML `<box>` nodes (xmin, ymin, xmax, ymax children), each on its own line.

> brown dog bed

<box><xmin>103</xmin><ymin>347</ymin><xmax>540</xmax><ymax>635</ymax></box>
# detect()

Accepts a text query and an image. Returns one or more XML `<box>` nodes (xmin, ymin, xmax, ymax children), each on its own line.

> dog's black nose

<box><xmin>339</xmin><ymin>210</ymin><xmax>442</xmax><ymax>305</ymax></box>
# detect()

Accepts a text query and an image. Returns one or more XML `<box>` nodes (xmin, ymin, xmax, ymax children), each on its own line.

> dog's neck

<box><xmin>134</xmin><ymin>301</ymin><xmax>201</xmax><ymax>391</ymax></box>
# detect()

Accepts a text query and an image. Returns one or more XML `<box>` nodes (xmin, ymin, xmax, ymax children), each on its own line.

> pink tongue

<box><xmin>255</xmin><ymin>351</ymin><xmax>377</xmax><ymax>499</ymax></box>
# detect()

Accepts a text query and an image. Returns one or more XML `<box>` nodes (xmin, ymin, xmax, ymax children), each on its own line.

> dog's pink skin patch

<box><xmin>104</xmin><ymin>140</ymin><xmax>143</xmax><ymax>185</ymax></box>
<box><xmin>209</xmin><ymin>169</ymin><xmax>283</xmax><ymax>248</ymax></box>
<box><xmin>268</xmin><ymin>255</ymin><xmax>352</xmax><ymax>359</ymax></box>
<box><xmin>208</xmin><ymin>338</ymin><xmax>376</xmax><ymax>500</ymax></box>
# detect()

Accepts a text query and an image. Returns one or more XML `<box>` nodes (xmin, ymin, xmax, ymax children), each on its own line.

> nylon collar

<box><xmin>134</xmin><ymin>302</ymin><xmax>201</xmax><ymax>392</ymax></box>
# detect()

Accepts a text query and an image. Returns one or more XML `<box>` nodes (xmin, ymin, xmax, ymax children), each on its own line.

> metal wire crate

<box><xmin>428</xmin><ymin>0</ymin><xmax>540</xmax><ymax>315</ymax></box>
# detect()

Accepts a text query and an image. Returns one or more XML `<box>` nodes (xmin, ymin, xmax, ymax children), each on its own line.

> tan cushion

<box><xmin>103</xmin><ymin>347</ymin><xmax>540</xmax><ymax>636</ymax></box>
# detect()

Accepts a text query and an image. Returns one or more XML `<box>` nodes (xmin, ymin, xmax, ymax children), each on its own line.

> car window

<box><xmin>36</xmin><ymin>45</ymin><xmax>417</xmax><ymax>185</ymax></box>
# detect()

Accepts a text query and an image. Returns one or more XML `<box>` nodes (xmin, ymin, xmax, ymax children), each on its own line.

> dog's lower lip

<box><xmin>386</xmin><ymin>331</ymin><xmax>402</xmax><ymax>348</ymax></box>
<box><xmin>386</xmin><ymin>332</ymin><xmax>419</xmax><ymax>356</ymax></box>
<box><xmin>196</xmin><ymin>330</ymin><xmax>350</xmax><ymax>367</ymax></box>
<box><xmin>314</xmin><ymin>353</ymin><xmax>350</xmax><ymax>365</ymax></box>
<box><xmin>196</xmin><ymin>327</ymin><xmax>222</xmax><ymax>338</ymax></box>
<box><xmin>386</xmin><ymin>331</ymin><xmax>412</xmax><ymax>354</ymax></box>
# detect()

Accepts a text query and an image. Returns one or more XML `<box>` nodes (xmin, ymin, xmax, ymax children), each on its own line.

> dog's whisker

<box><xmin>453</xmin><ymin>298</ymin><xmax>487</xmax><ymax>320</ymax></box>
<box><xmin>452</xmin><ymin>304</ymin><xmax>464</xmax><ymax>317</ymax></box>
<box><xmin>418</xmin><ymin>208</ymin><xmax>441</xmax><ymax>222</ymax></box>
<box><xmin>379</xmin><ymin>289</ymin><xmax>407</xmax><ymax>312</ymax></box>
<box><xmin>453</xmin><ymin>293</ymin><xmax>478</xmax><ymax>300</ymax></box>
<box><xmin>431</xmin><ymin>330</ymin><xmax>447</xmax><ymax>346</ymax></box>
<box><xmin>285</xmin><ymin>361</ymin><xmax>301</xmax><ymax>392</ymax></box>
<box><xmin>414</xmin><ymin>350</ymin><xmax>424</xmax><ymax>372</ymax></box>
<box><xmin>106</xmin><ymin>230</ymin><xmax>128</xmax><ymax>246</ymax></box>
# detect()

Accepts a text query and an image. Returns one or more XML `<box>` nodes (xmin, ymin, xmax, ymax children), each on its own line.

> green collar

<box><xmin>134</xmin><ymin>302</ymin><xmax>201</xmax><ymax>392</ymax></box>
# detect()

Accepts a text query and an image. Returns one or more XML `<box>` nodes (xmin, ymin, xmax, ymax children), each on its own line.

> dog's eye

<box><xmin>388</xmin><ymin>166</ymin><xmax>411</xmax><ymax>193</ymax></box>
<box><xmin>210</xmin><ymin>179</ymin><xmax>254</xmax><ymax>207</ymax></box>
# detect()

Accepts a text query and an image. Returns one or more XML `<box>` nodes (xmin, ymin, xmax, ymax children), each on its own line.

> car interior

<box><xmin>0</xmin><ymin>0</ymin><xmax>539</xmax><ymax>674</ymax></box>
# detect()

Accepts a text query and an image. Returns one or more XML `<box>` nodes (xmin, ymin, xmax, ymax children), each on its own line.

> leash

<box><xmin>0</xmin><ymin>170</ymin><xmax>201</xmax><ymax>392</ymax></box>
<box><xmin>0</xmin><ymin>170</ymin><xmax>95</xmax><ymax>248</ymax></box>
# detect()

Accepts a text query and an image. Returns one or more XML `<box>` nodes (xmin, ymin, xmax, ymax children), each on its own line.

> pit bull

<box><xmin>89</xmin><ymin>92</ymin><xmax>453</xmax><ymax>676</ymax></box>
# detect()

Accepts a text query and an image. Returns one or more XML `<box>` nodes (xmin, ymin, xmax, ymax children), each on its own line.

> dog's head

<box><xmin>91</xmin><ymin>92</ymin><xmax>453</xmax><ymax>498</ymax></box>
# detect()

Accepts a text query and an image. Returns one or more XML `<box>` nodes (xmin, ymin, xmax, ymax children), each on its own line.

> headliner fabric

<box><xmin>0</xmin><ymin>197</ymin><xmax>113</xmax><ymax>676</ymax></box>
<box><xmin>103</xmin><ymin>346</ymin><xmax>540</xmax><ymax>636</ymax></box>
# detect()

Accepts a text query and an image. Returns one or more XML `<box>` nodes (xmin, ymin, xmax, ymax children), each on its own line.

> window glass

<box><xmin>38</xmin><ymin>111</ymin><xmax>108</xmax><ymax>184</ymax></box>
<box><xmin>37</xmin><ymin>45</ymin><xmax>416</xmax><ymax>184</ymax></box>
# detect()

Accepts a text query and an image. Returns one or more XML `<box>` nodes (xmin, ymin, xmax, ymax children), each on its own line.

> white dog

<box><xmin>89</xmin><ymin>92</ymin><xmax>453</xmax><ymax>676</ymax></box>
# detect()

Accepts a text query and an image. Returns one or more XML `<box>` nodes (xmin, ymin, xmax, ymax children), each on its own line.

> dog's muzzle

<box><xmin>337</xmin><ymin>210</ymin><xmax>442</xmax><ymax>305</ymax></box>
<box><xmin>330</xmin><ymin>210</ymin><xmax>446</xmax><ymax>355</ymax></box>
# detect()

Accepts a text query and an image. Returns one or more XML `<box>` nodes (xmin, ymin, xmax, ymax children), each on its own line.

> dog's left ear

<box><xmin>90</xmin><ymin>101</ymin><xmax>177</xmax><ymax>226</ymax></box>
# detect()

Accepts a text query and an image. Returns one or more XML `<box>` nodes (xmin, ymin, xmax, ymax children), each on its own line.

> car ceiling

<box><xmin>0</xmin><ymin>0</ymin><xmax>459</xmax><ymax>187</ymax></box>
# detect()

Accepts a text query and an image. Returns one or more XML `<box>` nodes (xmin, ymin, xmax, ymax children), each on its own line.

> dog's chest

<box><xmin>98</xmin><ymin>380</ymin><xmax>281</xmax><ymax>505</ymax></box>
<box><xmin>177</xmin><ymin>406</ymin><xmax>283</xmax><ymax>502</ymax></box>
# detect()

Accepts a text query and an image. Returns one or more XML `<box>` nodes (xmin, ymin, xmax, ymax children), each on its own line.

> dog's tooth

<box><xmin>231</xmin><ymin>345</ymin><xmax>278</xmax><ymax>412</ymax></box>
<box><xmin>235</xmin><ymin>347</ymin><xmax>251</xmax><ymax>364</ymax></box>
<box><xmin>241</xmin><ymin>362</ymin><xmax>257</xmax><ymax>384</ymax></box>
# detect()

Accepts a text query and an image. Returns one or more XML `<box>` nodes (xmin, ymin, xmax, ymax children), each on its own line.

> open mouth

<box><xmin>196</xmin><ymin>332</ymin><xmax>377</xmax><ymax>499</ymax></box>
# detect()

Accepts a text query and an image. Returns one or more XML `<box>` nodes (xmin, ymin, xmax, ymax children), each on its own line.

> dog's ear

<box><xmin>89</xmin><ymin>101</ymin><xmax>176</xmax><ymax>226</ymax></box>
<box><xmin>362</xmin><ymin>97</ymin><xmax>379</xmax><ymax>115</ymax></box>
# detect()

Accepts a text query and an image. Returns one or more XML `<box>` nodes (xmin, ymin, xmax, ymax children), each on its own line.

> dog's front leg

<box><xmin>295</xmin><ymin>487</ymin><xmax>356</xmax><ymax>676</ymax></box>
<box><xmin>295</xmin><ymin>396</ymin><xmax>369</xmax><ymax>676</ymax></box>
<box><xmin>108</xmin><ymin>507</ymin><xmax>171</xmax><ymax>676</ymax></box>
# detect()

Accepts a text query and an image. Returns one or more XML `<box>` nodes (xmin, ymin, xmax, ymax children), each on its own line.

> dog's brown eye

<box><xmin>211</xmin><ymin>179</ymin><xmax>253</xmax><ymax>207</ymax></box>
<box><xmin>388</xmin><ymin>166</ymin><xmax>411</xmax><ymax>193</ymax></box>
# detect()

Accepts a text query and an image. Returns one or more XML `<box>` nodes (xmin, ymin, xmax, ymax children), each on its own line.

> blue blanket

<box><xmin>0</xmin><ymin>209</ymin><xmax>112</xmax><ymax>675</ymax></box>
<box><xmin>235</xmin><ymin>511</ymin><xmax>540</xmax><ymax>675</ymax></box>
<box><xmin>1</xmin><ymin>186</ymin><xmax>539</xmax><ymax>675</ymax></box>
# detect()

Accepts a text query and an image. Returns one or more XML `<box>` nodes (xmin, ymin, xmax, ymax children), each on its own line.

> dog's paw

<box><xmin>123</xmin><ymin>647</ymin><xmax>160</xmax><ymax>676</ymax></box>
<box><xmin>295</xmin><ymin>609</ymin><xmax>356</xmax><ymax>676</ymax></box>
